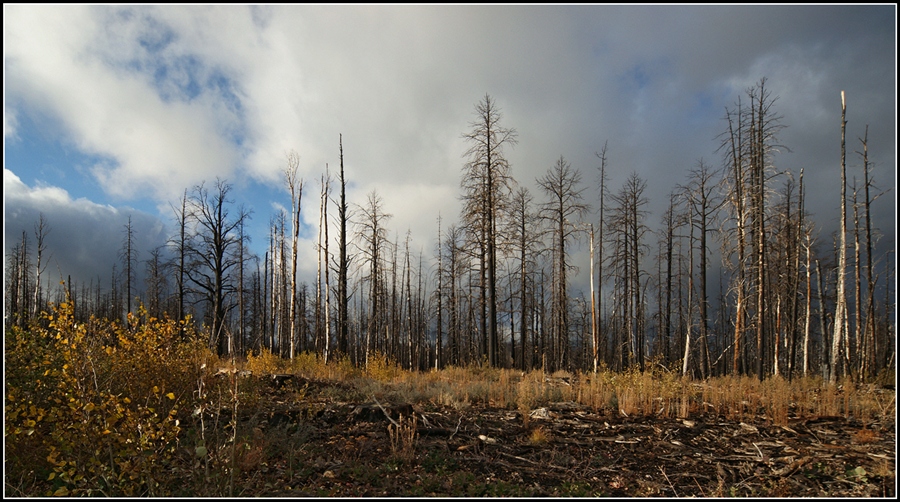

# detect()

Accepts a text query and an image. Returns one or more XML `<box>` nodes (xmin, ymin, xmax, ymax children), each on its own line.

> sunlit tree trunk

<box><xmin>831</xmin><ymin>91</ymin><xmax>849</xmax><ymax>383</ymax></box>
<box><xmin>32</xmin><ymin>213</ymin><xmax>50</xmax><ymax>317</ymax></box>
<box><xmin>284</xmin><ymin>151</ymin><xmax>303</xmax><ymax>360</ymax></box>
<box><xmin>683</xmin><ymin>216</ymin><xmax>694</xmax><ymax>377</ymax></box>
<box><xmin>594</xmin><ymin>143</ymin><xmax>609</xmax><ymax>372</ymax></box>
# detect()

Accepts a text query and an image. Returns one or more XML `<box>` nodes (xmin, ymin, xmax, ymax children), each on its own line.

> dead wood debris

<box><xmin>215</xmin><ymin>381</ymin><xmax>895</xmax><ymax>497</ymax></box>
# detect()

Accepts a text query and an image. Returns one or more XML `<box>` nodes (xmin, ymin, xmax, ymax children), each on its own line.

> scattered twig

<box><xmin>660</xmin><ymin>466</ymin><xmax>678</xmax><ymax>497</ymax></box>
<box><xmin>449</xmin><ymin>416</ymin><xmax>462</xmax><ymax>441</ymax></box>
<box><xmin>693</xmin><ymin>476</ymin><xmax>706</xmax><ymax>497</ymax></box>
<box><xmin>752</xmin><ymin>442</ymin><xmax>764</xmax><ymax>460</ymax></box>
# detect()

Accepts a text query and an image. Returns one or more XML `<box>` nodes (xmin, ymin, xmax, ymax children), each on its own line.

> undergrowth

<box><xmin>6</xmin><ymin>299</ymin><xmax>895</xmax><ymax>496</ymax></box>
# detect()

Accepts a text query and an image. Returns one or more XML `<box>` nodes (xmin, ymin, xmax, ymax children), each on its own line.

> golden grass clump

<box><xmin>528</xmin><ymin>426</ymin><xmax>551</xmax><ymax>446</ymax></box>
<box><xmin>388</xmin><ymin>413</ymin><xmax>418</xmax><ymax>462</ymax></box>
<box><xmin>853</xmin><ymin>426</ymin><xmax>880</xmax><ymax>445</ymax></box>
<box><xmin>516</xmin><ymin>370</ymin><xmax>544</xmax><ymax>424</ymax></box>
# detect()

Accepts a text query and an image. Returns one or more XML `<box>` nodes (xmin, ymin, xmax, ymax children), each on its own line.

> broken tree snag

<box><xmin>270</xmin><ymin>374</ymin><xmax>295</xmax><ymax>389</ymax></box>
<box><xmin>350</xmin><ymin>400</ymin><xmax>415</xmax><ymax>424</ymax></box>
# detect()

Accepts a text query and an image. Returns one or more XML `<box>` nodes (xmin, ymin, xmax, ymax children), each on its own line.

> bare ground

<box><xmin>182</xmin><ymin>375</ymin><xmax>896</xmax><ymax>498</ymax></box>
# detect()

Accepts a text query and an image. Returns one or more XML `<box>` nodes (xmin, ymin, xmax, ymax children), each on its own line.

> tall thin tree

<box><xmin>538</xmin><ymin>156</ymin><xmax>590</xmax><ymax>371</ymax></box>
<box><xmin>461</xmin><ymin>94</ymin><xmax>518</xmax><ymax>367</ymax></box>
<box><xmin>284</xmin><ymin>150</ymin><xmax>304</xmax><ymax>359</ymax></box>
<box><xmin>337</xmin><ymin>135</ymin><xmax>351</xmax><ymax>358</ymax></box>
<box><xmin>32</xmin><ymin>213</ymin><xmax>50</xmax><ymax>317</ymax></box>
<box><xmin>831</xmin><ymin>91</ymin><xmax>849</xmax><ymax>382</ymax></box>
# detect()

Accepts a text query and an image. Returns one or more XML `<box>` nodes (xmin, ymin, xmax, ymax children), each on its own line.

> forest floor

<box><xmin>185</xmin><ymin>374</ymin><xmax>896</xmax><ymax>498</ymax></box>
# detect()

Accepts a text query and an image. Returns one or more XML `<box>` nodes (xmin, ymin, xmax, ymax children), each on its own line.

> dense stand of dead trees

<box><xmin>5</xmin><ymin>86</ymin><xmax>895</xmax><ymax>382</ymax></box>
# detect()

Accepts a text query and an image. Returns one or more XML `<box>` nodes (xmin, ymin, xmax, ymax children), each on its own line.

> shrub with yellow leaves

<box><xmin>5</xmin><ymin>299</ymin><xmax>210</xmax><ymax>496</ymax></box>
<box><xmin>245</xmin><ymin>347</ymin><xmax>289</xmax><ymax>375</ymax></box>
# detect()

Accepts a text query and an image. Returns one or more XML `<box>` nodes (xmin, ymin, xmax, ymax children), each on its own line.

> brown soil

<box><xmin>193</xmin><ymin>375</ymin><xmax>896</xmax><ymax>497</ymax></box>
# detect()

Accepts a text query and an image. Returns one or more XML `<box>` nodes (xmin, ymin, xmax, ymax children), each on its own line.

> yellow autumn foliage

<box><xmin>5</xmin><ymin>299</ymin><xmax>212</xmax><ymax>496</ymax></box>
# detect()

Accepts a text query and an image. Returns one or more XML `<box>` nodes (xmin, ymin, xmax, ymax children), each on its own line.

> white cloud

<box><xmin>5</xmin><ymin>5</ymin><xmax>242</xmax><ymax>204</ymax></box>
<box><xmin>3</xmin><ymin>107</ymin><xmax>17</xmax><ymax>140</ymax></box>
<box><xmin>4</xmin><ymin>169</ymin><xmax>168</xmax><ymax>290</ymax></box>
<box><xmin>3</xmin><ymin>5</ymin><xmax>894</xmax><ymax>298</ymax></box>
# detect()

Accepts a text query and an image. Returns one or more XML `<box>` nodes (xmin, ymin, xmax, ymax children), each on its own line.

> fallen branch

<box><xmin>371</xmin><ymin>395</ymin><xmax>400</xmax><ymax>428</ymax></box>
<box><xmin>496</xmin><ymin>451</ymin><xmax>568</xmax><ymax>471</ymax></box>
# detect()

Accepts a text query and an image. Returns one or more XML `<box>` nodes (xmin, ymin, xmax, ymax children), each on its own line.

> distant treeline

<box><xmin>6</xmin><ymin>82</ymin><xmax>895</xmax><ymax>382</ymax></box>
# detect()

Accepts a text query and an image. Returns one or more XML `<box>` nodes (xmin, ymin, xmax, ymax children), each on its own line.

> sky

<box><xmin>4</xmin><ymin>4</ymin><xmax>897</xmax><ymax>303</ymax></box>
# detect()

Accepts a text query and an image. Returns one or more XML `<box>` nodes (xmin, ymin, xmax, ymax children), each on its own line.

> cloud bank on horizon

<box><xmin>4</xmin><ymin>4</ymin><xmax>896</xmax><ymax>292</ymax></box>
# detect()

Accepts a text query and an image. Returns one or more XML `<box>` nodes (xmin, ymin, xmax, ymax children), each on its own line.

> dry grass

<box><xmin>853</xmin><ymin>426</ymin><xmax>880</xmax><ymax>445</ymax></box>
<box><xmin>388</xmin><ymin>413</ymin><xmax>418</xmax><ymax>462</ymax></box>
<box><xmin>368</xmin><ymin>364</ymin><xmax>891</xmax><ymax>426</ymax></box>
<box><xmin>228</xmin><ymin>351</ymin><xmax>894</xmax><ymax>426</ymax></box>
<box><xmin>528</xmin><ymin>426</ymin><xmax>551</xmax><ymax>446</ymax></box>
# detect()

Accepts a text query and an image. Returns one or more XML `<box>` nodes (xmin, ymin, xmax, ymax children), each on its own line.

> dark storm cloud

<box><xmin>4</xmin><ymin>5</ymin><xmax>894</xmax><ymax>293</ymax></box>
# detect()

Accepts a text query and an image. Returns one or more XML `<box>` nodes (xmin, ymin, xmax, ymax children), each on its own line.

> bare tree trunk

<box><xmin>816</xmin><ymin>259</ymin><xmax>829</xmax><ymax>378</ymax></box>
<box><xmin>338</xmin><ymin>135</ymin><xmax>350</xmax><ymax>358</ymax></box>
<box><xmin>237</xmin><ymin>219</ymin><xmax>245</xmax><ymax>359</ymax></box>
<box><xmin>279</xmin><ymin>212</ymin><xmax>287</xmax><ymax>357</ymax></box>
<box><xmin>788</xmin><ymin>170</ymin><xmax>805</xmax><ymax>379</ymax></box>
<box><xmin>18</xmin><ymin>231</ymin><xmax>30</xmax><ymax>325</ymax></box>
<box><xmin>803</xmin><ymin>230</ymin><xmax>812</xmax><ymax>377</ymax></box>
<box><xmin>32</xmin><ymin>213</ymin><xmax>49</xmax><ymax>317</ymax></box>
<box><xmin>683</xmin><ymin>217</ymin><xmax>694</xmax><ymax>377</ymax></box>
<box><xmin>316</xmin><ymin>183</ymin><xmax>324</xmax><ymax>356</ymax></box>
<box><xmin>774</xmin><ymin>296</ymin><xmax>781</xmax><ymax>377</ymax></box>
<box><xmin>594</xmin><ymin>143</ymin><xmax>609</xmax><ymax>372</ymax></box>
<box><xmin>664</xmin><ymin>194</ymin><xmax>676</xmax><ymax>366</ymax></box>
<box><xmin>391</xmin><ymin>235</ymin><xmax>399</xmax><ymax>361</ymax></box>
<box><xmin>461</xmin><ymin>95</ymin><xmax>517</xmax><ymax>367</ymax></box>
<box><xmin>323</xmin><ymin>169</ymin><xmax>332</xmax><ymax>364</ymax></box>
<box><xmin>121</xmin><ymin>215</ymin><xmax>134</xmax><ymax>319</ymax></box>
<box><xmin>356</xmin><ymin>190</ymin><xmax>391</xmax><ymax>369</ymax></box>
<box><xmin>268</xmin><ymin>226</ymin><xmax>276</xmax><ymax>352</ymax></box>
<box><xmin>174</xmin><ymin>191</ymin><xmax>188</xmax><ymax>334</ymax></box>
<box><xmin>858</xmin><ymin>126</ymin><xmax>877</xmax><ymax>379</ymax></box>
<box><xmin>591</xmin><ymin>225</ymin><xmax>598</xmax><ymax>373</ymax></box>
<box><xmin>436</xmin><ymin>216</ymin><xmax>444</xmax><ymax>369</ymax></box>
<box><xmin>725</xmin><ymin>103</ymin><xmax>747</xmax><ymax>376</ymax></box>
<box><xmin>831</xmin><ymin>91</ymin><xmax>849</xmax><ymax>383</ymax></box>
<box><xmin>853</xmin><ymin>186</ymin><xmax>862</xmax><ymax>377</ymax></box>
<box><xmin>284</xmin><ymin>151</ymin><xmax>303</xmax><ymax>360</ymax></box>
<box><xmin>405</xmin><ymin>232</ymin><xmax>413</xmax><ymax>370</ymax></box>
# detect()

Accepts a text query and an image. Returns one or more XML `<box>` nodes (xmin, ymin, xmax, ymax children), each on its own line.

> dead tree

<box><xmin>831</xmin><ymin>91</ymin><xmax>849</xmax><ymax>382</ymax></box>
<box><xmin>538</xmin><ymin>156</ymin><xmax>590</xmax><ymax>371</ymax></box>
<box><xmin>32</xmin><ymin>213</ymin><xmax>50</xmax><ymax>317</ymax></box>
<box><xmin>336</xmin><ymin>135</ymin><xmax>351</xmax><ymax>359</ymax></box>
<box><xmin>283</xmin><ymin>150</ymin><xmax>304</xmax><ymax>360</ymax></box>
<box><xmin>355</xmin><ymin>190</ymin><xmax>392</xmax><ymax>369</ymax></box>
<box><xmin>460</xmin><ymin>94</ymin><xmax>518</xmax><ymax>367</ymax></box>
